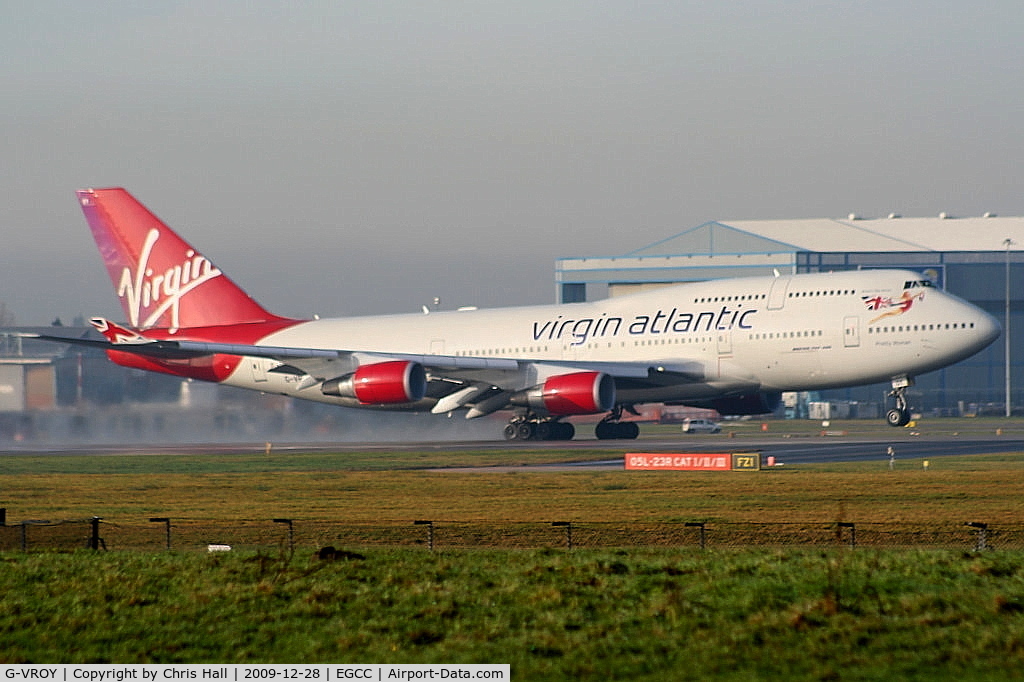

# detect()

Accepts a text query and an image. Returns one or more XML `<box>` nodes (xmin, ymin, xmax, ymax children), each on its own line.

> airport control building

<box><xmin>557</xmin><ymin>214</ymin><xmax>1024</xmax><ymax>416</ymax></box>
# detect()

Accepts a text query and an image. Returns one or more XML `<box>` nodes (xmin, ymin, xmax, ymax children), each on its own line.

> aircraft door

<box><xmin>717</xmin><ymin>331</ymin><xmax>733</xmax><ymax>355</ymax></box>
<box><xmin>250</xmin><ymin>357</ymin><xmax>270</xmax><ymax>383</ymax></box>
<box><xmin>843</xmin><ymin>316</ymin><xmax>860</xmax><ymax>348</ymax></box>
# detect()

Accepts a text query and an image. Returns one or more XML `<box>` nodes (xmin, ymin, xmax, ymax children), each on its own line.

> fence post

<box><xmin>685</xmin><ymin>522</ymin><xmax>706</xmax><ymax>549</ymax></box>
<box><xmin>16</xmin><ymin>520</ymin><xmax>50</xmax><ymax>552</ymax></box>
<box><xmin>150</xmin><ymin>518</ymin><xmax>172</xmax><ymax>550</ymax></box>
<box><xmin>89</xmin><ymin>516</ymin><xmax>103</xmax><ymax>550</ymax></box>
<box><xmin>552</xmin><ymin>522</ymin><xmax>572</xmax><ymax>550</ymax></box>
<box><xmin>414</xmin><ymin>520</ymin><xmax>434</xmax><ymax>551</ymax></box>
<box><xmin>965</xmin><ymin>521</ymin><xmax>988</xmax><ymax>551</ymax></box>
<box><xmin>837</xmin><ymin>522</ymin><xmax>856</xmax><ymax>548</ymax></box>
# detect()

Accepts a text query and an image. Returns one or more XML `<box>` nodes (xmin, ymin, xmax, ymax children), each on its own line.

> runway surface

<box><xmin>433</xmin><ymin>435</ymin><xmax>1024</xmax><ymax>471</ymax></box>
<box><xmin>3</xmin><ymin>434</ymin><xmax>1024</xmax><ymax>470</ymax></box>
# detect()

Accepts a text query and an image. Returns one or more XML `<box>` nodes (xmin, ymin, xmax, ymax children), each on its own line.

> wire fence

<box><xmin>1</xmin><ymin>517</ymin><xmax>1021</xmax><ymax>553</ymax></box>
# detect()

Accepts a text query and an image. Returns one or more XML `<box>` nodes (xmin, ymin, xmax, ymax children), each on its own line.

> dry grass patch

<box><xmin>3</xmin><ymin>452</ymin><xmax>1024</xmax><ymax>525</ymax></box>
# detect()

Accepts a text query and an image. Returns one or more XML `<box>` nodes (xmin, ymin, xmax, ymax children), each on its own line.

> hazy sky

<box><xmin>3</xmin><ymin>1</ymin><xmax>1023</xmax><ymax>326</ymax></box>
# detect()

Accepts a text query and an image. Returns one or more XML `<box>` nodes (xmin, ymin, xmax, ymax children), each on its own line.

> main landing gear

<box><xmin>502</xmin><ymin>405</ymin><xmax>642</xmax><ymax>441</ymax></box>
<box><xmin>503</xmin><ymin>416</ymin><xmax>575</xmax><ymax>441</ymax></box>
<box><xmin>886</xmin><ymin>376</ymin><xmax>914</xmax><ymax>427</ymax></box>
<box><xmin>594</xmin><ymin>406</ymin><xmax>640</xmax><ymax>440</ymax></box>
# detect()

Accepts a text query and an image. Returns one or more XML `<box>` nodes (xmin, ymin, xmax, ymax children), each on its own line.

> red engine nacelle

<box><xmin>321</xmin><ymin>360</ymin><xmax>427</xmax><ymax>405</ymax></box>
<box><xmin>511</xmin><ymin>371</ymin><xmax>616</xmax><ymax>416</ymax></box>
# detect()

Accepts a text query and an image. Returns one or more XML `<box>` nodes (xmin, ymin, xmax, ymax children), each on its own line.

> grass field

<box><xmin>3</xmin><ymin>446</ymin><xmax>1024</xmax><ymax>524</ymax></box>
<box><xmin>2</xmin><ymin>547</ymin><xmax>1024</xmax><ymax>680</ymax></box>
<box><xmin>2</xmin><ymin>419</ymin><xmax>1024</xmax><ymax>677</ymax></box>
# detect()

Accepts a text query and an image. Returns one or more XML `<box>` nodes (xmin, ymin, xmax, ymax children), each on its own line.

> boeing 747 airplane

<box><xmin>31</xmin><ymin>188</ymin><xmax>1001</xmax><ymax>440</ymax></box>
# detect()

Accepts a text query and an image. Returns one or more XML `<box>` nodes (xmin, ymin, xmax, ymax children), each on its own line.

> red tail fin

<box><xmin>77</xmin><ymin>188</ymin><xmax>285</xmax><ymax>330</ymax></box>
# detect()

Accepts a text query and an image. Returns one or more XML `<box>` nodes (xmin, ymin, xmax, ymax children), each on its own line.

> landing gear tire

<box><xmin>554</xmin><ymin>422</ymin><xmax>575</xmax><ymax>441</ymax></box>
<box><xmin>887</xmin><ymin>377</ymin><xmax>914</xmax><ymax>428</ymax></box>
<box><xmin>595</xmin><ymin>420</ymin><xmax>640</xmax><ymax>440</ymax></box>
<box><xmin>595</xmin><ymin>405</ymin><xmax>640</xmax><ymax>440</ymax></box>
<box><xmin>886</xmin><ymin>408</ymin><xmax>910</xmax><ymax>427</ymax></box>
<box><xmin>504</xmin><ymin>418</ymin><xmax>575</xmax><ymax>441</ymax></box>
<box><xmin>515</xmin><ymin>422</ymin><xmax>535</xmax><ymax>441</ymax></box>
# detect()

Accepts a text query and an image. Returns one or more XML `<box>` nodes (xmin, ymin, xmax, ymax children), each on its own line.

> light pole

<box><xmin>1005</xmin><ymin>238</ymin><xmax>1015</xmax><ymax>418</ymax></box>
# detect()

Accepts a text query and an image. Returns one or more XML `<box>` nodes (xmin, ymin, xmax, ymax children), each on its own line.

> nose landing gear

<box><xmin>886</xmin><ymin>376</ymin><xmax>913</xmax><ymax>427</ymax></box>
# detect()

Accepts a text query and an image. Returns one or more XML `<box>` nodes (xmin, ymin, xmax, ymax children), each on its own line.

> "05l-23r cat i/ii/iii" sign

<box><xmin>625</xmin><ymin>452</ymin><xmax>761</xmax><ymax>471</ymax></box>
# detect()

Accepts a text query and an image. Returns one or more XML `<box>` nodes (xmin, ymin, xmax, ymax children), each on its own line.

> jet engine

<box><xmin>510</xmin><ymin>371</ymin><xmax>616</xmax><ymax>415</ymax></box>
<box><xmin>321</xmin><ymin>360</ymin><xmax>427</xmax><ymax>404</ymax></box>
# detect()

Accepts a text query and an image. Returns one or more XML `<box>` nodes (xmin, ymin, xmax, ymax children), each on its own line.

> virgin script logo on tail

<box><xmin>118</xmin><ymin>228</ymin><xmax>222</xmax><ymax>330</ymax></box>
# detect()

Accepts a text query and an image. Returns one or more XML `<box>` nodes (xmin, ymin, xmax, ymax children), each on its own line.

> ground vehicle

<box><xmin>681</xmin><ymin>418</ymin><xmax>721</xmax><ymax>434</ymax></box>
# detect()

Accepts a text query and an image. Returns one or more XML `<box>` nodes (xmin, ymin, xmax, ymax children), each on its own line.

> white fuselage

<box><xmin>221</xmin><ymin>269</ymin><xmax>1000</xmax><ymax>409</ymax></box>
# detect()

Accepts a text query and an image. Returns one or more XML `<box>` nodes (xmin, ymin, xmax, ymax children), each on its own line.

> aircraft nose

<box><xmin>973</xmin><ymin>307</ymin><xmax>1002</xmax><ymax>349</ymax></box>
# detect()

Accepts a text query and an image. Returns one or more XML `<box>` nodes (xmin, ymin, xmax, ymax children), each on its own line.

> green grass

<box><xmin>2</xmin><ymin>548</ymin><xmax>1024</xmax><ymax>680</ymax></box>
<box><xmin>3</xmin><ymin>434</ymin><xmax>1024</xmax><ymax>675</ymax></box>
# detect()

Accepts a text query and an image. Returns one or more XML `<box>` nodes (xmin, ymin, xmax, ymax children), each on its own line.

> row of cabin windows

<box><xmin>634</xmin><ymin>337</ymin><xmax>711</xmax><ymax>346</ymax></box>
<box><xmin>454</xmin><ymin>337</ymin><xmax>715</xmax><ymax>356</ymax></box>
<box><xmin>454</xmin><ymin>346</ymin><xmax>549</xmax><ymax>357</ymax></box>
<box><xmin>695</xmin><ymin>294</ymin><xmax>765</xmax><ymax>303</ymax></box>
<box><xmin>570</xmin><ymin>337</ymin><xmax>714</xmax><ymax>351</ymax></box>
<box><xmin>749</xmin><ymin>330</ymin><xmax>824</xmax><ymax>340</ymax></box>
<box><xmin>694</xmin><ymin>289</ymin><xmax>858</xmax><ymax>304</ymax></box>
<box><xmin>868</xmin><ymin>322</ymin><xmax>976</xmax><ymax>333</ymax></box>
<box><xmin>789</xmin><ymin>289</ymin><xmax>857</xmax><ymax>298</ymax></box>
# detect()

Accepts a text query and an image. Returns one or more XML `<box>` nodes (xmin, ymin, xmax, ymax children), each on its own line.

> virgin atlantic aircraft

<box><xmin>31</xmin><ymin>188</ymin><xmax>1000</xmax><ymax>440</ymax></box>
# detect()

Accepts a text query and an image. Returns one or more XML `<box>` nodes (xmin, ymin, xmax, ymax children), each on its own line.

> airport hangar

<box><xmin>556</xmin><ymin>214</ymin><xmax>1024</xmax><ymax>417</ymax></box>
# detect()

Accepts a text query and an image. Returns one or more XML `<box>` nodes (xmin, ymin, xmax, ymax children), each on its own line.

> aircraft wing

<box><xmin>25</xmin><ymin>331</ymin><xmax>705</xmax><ymax>385</ymax></box>
<box><xmin>23</xmin><ymin>330</ymin><xmax>513</xmax><ymax>368</ymax></box>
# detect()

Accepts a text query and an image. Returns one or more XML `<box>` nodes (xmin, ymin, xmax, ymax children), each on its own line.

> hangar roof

<box><xmin>626</xmin><ymin>216</ymin><xmax>1024</xmax><ymax>257</ymax></box>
